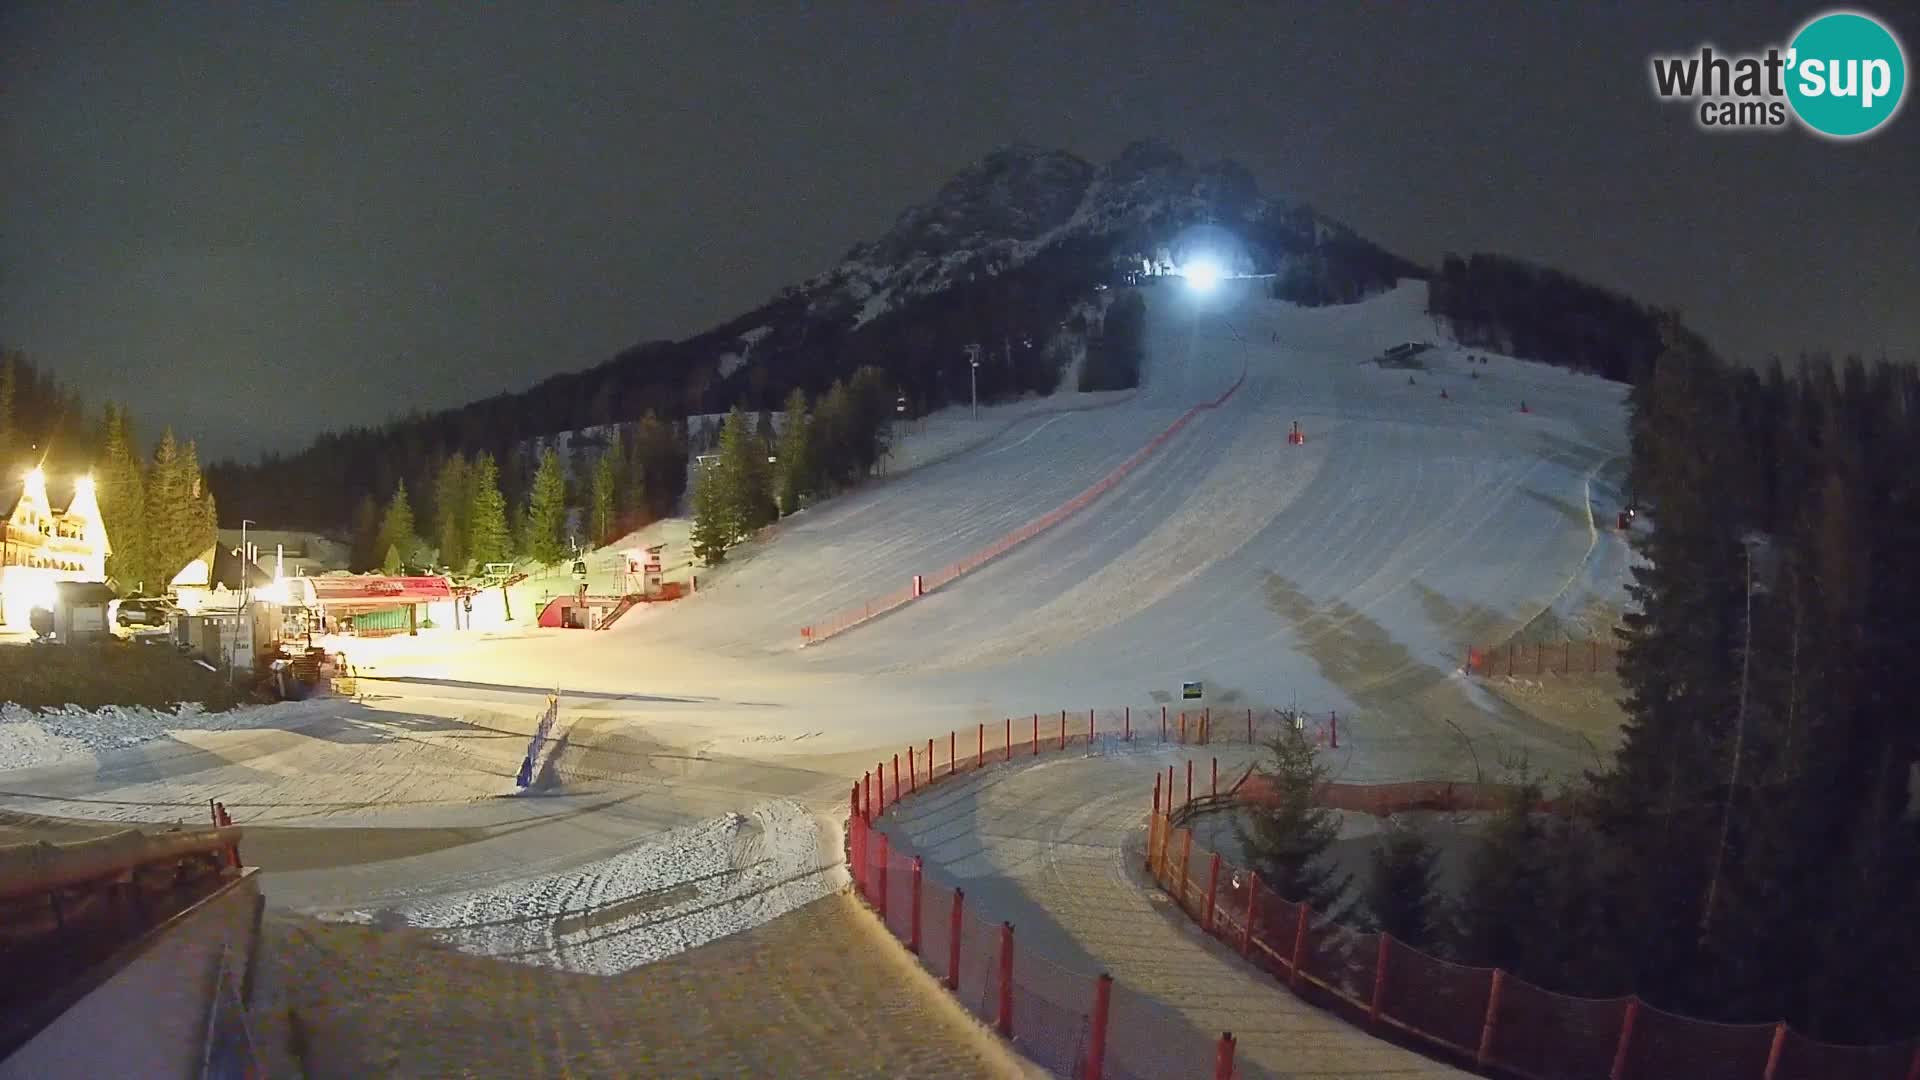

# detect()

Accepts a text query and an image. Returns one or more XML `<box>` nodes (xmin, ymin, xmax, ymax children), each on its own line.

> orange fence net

<box><xmin>844</xmin><ymin>712</ymin><xmax>1919</xmax><ymax>1079</ymax></box>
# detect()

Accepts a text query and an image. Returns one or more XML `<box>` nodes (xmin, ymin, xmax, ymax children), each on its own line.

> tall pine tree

<box><xmin>466</xmin><ymin>452</ymin><xmax>511</xmax><ymax>567</ymax></box>
<box><xmin>374</xmin><ymin>480</ymin><xmax>418</xmax><ymax>573</ymax></box>
<box><xmin>523</xmin><ymin>447</ymin><xmax>569</xmax><ymax>564</ymax></box>
<box><xmin>434</xmin><ymin>454</ymin><xmax>470</xmax><ymax>571</ymax></box>
<box><xmin>97</xmin><ymin>404</ymin><xmax>150</xmax><ymax>593</ymax></box>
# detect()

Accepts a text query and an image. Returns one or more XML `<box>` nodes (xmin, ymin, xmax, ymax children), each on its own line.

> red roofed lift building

<box><xmin>291</xmin><ymin>575</ymin><xmax>455</xmax><ymax>637</ymax></box>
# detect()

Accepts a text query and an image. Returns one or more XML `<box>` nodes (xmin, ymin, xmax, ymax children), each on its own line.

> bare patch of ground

<box><xmin>1479</xmin><ymin>672</ymin><xmax>1627</xmax><ymax>759</ymax></box>
<box><xmin>264</xmin><ymin>891</ymin><xmax>1027</xmax><ymax>1078</ymax></box>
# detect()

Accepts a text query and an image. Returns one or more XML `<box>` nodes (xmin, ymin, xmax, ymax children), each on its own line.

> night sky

<box><xmin>5</xmin><ymin>4</ymin><xmax>1916</xmax><ymax>462</ymax></box>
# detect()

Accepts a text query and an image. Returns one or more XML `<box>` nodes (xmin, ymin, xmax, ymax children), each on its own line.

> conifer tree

<box><xmin>434</xmin><ymin>453</ymin><xmax>470</xmax><ymax>572</ymax></box>
<box><xmin>145</xmin><ymin>429</ymin><xmax>193</xmax><ymax>585</ymax></box>
<box><xmin>590</xmin><ymin>449</ymin><xmax>617</xmax><ymax>546</ymax></box>
<box><xmin>1364</xmin><ymin>821</ymin><xmax>1441</xmax><ymax>950</ymax></box>
<box><xmin>349</xmin><ymin>493</ymin><xmax>380</xmax><ymax>571</ymax></box>
<box><xmin>523</xmin><ymin>447</ymin><xmax>569</xmax><ymax>564</ymax></box>
<box><xmin>689</xmin><ymin>459</ymin><xmax>729</xmax><ymax>566</ymax></box>
<box><xmin>1233</xmin><ymin>727</ymin><xmax>1348</xmax><ymax>911</ymax></box>
<box><xmin>374</xmin><ymin>480</ymin><xmax>417</xmax><ymax>573</ymax></box>
<box><xmin>97</xmin><ymin>404</ymin><xmax>150</xmax><ymax>593</ymax></box>
<box><xmin>466</xmin><ymin>452</ymin><xmax>511</xmax><ymax>567</ymax></box>
<box><xmin>717</xmin><ymin>406</ymin><xmax>774</xmax><ymax>537</ymax></box>
<box><xmin>775</xmin><ymin>387</ymin><xmax>813</xmax><ymax>516</ymax></box>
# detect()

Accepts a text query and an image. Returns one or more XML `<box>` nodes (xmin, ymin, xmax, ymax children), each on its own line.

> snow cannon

<box><xmin>1287</xmin><ymin>420</ymin><xmax>1305</xmax><ymax>446</ymax></box>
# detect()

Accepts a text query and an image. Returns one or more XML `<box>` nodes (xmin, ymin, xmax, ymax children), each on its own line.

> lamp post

<box><xmin>231</xmin><ymin>519</ymin><xmax>255</xmax><ymax>682</ymax></box>
<box><xmin>965</xmin><ymin>344</ymin><xmax>982</xmax><ymax>420</ymax></box>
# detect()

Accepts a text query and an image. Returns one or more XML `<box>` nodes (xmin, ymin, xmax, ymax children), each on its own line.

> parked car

<box><xmin>112</xmin><ymin>597</ymin><xmax>175</xmax><ymax>629</ymax></box>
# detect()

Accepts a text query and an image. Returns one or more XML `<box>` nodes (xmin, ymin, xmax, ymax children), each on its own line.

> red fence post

<box><xmin>1289</xmin><ymin>902</ymin><xmax>1310</xmax><ymax>990</ymax></box>
<box><xmin>1203</xmin><ymin>852</ymin><xmax>1222</xmax><ymax>933</ymax></box>
<box><xmin>1179</xmin><ymin>830</ymin><xmax>1194</xmax><ymax>907</ymax></box>
<box><xmin>1059</xmin><ymin>709</ymin><xmax>1067</xmax><ymax>750</ymax></box>
<box><xmin>1609</xmin><ymin>999</ymin><xmax>1640</xmax><ymax>1080</ymax></box>
<box><xmin>1089</xmin><ymin>708</ymin><xmax>1094</xmax><ymax>745</ymax></box>
<box><xmin>977</xmin><ymin>723</ymin><xmax>984</xmax><ymax>768</ymax></box>
<box><xmin>892</xmin><ymin>754</ymin><xmax>901</xmax><ymax>804</ymax></box>
<box><xmin>997</xmin><ymin>922</ymin><xmax>1015</xmax><ymax>1037</ymax></box>
<box><xmin>1161</xmin><ymin>705</ymin><xmax>1168</xmax><ymax>741</ymax></box>
<box><xmin>875</xmin><ymin>831</ymin><xmax>890</xmax><ymax>921</ymax></box>
<box><xmin>1762</xmin><ymin>1022</ymin><xmax>1788</xmax><ymax>1080</ymax></box>
<box><xmin>908</xmin><ymin>745</ymin><xmax>916</xmax><ymax>793</ymax></box>
<box><xmin>947</xmin><ymin>888</ymin><xmax>964</xmax><ymax>990</ymax></box>
<box><xmin>1203</xmin><ymin>706</ymin><xmax>1211</xmax><ymax>745</ymax></box>
<box><xmin>909</xmin><ymin>856</ymin><xmax>924</xmax><ymax>955</ymax></box>
<box><xmin>877</xmin><ymin>762</ymin><xmax>887</xmax><ymax>815</ymax></box>
<box><xmin>1242</xmin><ymin>873</ymin><xmax>1259</xmax><ymax>956</ymax></box>
<box><xmin>848</xmin><ymin>791</ymin><xmax>864</xmax><ymax>891</ymax></box>
<box><xmin>1149</xmin><ymin>776</ymin><xmax>1161</xmax><ymax>872</ymax></box>
<box><xmin>950</xmin><ymin>731</ymin><xmax>956</xmax><ymax>776</ymax></box>
<box><xmin>1330</xmin><ymin>711</ymin><xmax>1339</xmax><ymax>749</ymax></box>
<box><xmin>1180</xmin><ymin>711</ymin><xmax>1188</xmax><ymax>744</ymax></box>
<box><xmin>1370</xmin><ymin>933</ymin><xmax>1390</xmax><ymax>1027</ymax></box>
<box><xmin>1213</xmin><ymin>1032</ymin><xmax>1236</xmax><ymax>1080</ymax></box>
<box><xmin>1086</xmin><ymin>973</ymin><xmax>1113</xmax><ymax>1080</ymax></box>
<box><xmin>1033</xmin><ymin>713</ymin><xmax>1039</xmax><ymax>755</ymax></box>
<box><xmin>1186</xmin><ymin>759</ymin><xmax>1194</xmax><ymax>806</ymax></box>
<box><xmin>850</xmin><ymin>782</ymin><xmax>860</xmax><ymax>827</ymax></box>
<box><xmin>1211</xmin><ymin>756</ymin><xmax>1218</xmax><ymax>797</ymax></box>
<box><xmin>1476</xmin><ymin>969</ymin><xmax>1507</xmax><ymax>1069</ymax></box>
<box><xmin>862</xmin><ymin>771</ymin><xmax>872</xmax><ymax>821</ymax></box>
<box><xmin>1247</xmin><ymin>708</ymin><xmax>1254</xmax><ymax>743</ymax></box>
<box><xmin>1124</xmin><ymin>705</ymin><xmax>1131</xmax><ymax>741</ymax></box>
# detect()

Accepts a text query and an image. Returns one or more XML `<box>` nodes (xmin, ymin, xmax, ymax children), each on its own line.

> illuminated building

<box><xmin>1</xmin><ymin>468</ymin><xmax>111</xmax><ymax>628</ymax></box>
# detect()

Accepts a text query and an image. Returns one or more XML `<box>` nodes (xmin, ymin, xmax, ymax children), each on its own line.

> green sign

<box><xmin>1181</xmin><ymin>681</ymin><xmax>1202</xmax><ymax>700</ymax></box>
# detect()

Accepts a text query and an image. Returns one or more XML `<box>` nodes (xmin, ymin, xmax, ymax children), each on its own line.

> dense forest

<box><xmin>1427</xmin><ymin>253</ymin><xmax>1687</xmax><ymax>385</ymax></box>
<box><xmin>1244</xmin><ymin>330</ymin><xmax>1920</xmax><ymax>1045</ymax></box>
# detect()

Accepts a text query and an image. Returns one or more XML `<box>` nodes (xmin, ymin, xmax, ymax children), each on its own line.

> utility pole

<box><xmin>1701</xmin><ymin>532</ymin><xmax>1772</xmax><ymax>941</ymax></box>
<box><xmin>232</xmin><ymin>519</ymin><xmax>254</xmax><ymax>683</ymax></box>
<box><xmin>965</xmin><ymin>344</ymin><xmax>982</xmax><ymax>419</ymax></box>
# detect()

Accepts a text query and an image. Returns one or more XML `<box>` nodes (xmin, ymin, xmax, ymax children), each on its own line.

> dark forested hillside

<box><xmin>209</xmin><ymin>141</ymin><xmax>1425</xmax><ymax>533</ymax></box>
<box><xmin>1428</xmin><ymin>253</ymin><xmax>1690</xmax><ymax>384</ymax></box>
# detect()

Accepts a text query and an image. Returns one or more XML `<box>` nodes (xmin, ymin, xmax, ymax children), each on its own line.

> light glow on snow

<box><xmin>1182</xmin><ymin>256</ymin><xmax>1223</xmax><ymax>292</ymax></box>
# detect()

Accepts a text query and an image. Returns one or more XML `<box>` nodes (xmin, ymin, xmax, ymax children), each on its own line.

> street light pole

<box><xmin>232</xmin><ymin>519</ymin><xmax>254</xmax><ymax>682</ymax></box>
<box><xmin>965</xmin><ymin>344</ymin><xmax>982</xmax><ymax>420</ymax></box>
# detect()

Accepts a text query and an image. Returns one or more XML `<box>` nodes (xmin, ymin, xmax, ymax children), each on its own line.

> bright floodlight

<box><xmin>1183</xmin><ymin>257</ymin><xmax>1223</xmax><ymax>293</ymax></box>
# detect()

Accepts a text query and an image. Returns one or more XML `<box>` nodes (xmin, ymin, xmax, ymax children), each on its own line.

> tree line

<box><xmin>691</xmin><ymin>368</ymin><xmax>895</xmax><ymax>565</ymax></box>
<box><xmin>1240</xmin><ymin>333</ymin><xmax>1920</xmax><ymax>1045</ymax></box>
<box><xmin>346</xmin><ymin>412</ymin><xmax>684</xmax><ymax>574</ymax></box>
<box><xmin>1427</xmin><ymin>253</ymin><xmax>1683</xmax><ymax>384</ymax></box>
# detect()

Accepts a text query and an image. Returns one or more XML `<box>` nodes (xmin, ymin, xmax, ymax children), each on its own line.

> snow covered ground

<box><xmin>0</xmin><ymin>278</ymin><xmax>1635</xmax><ymax>998</ymax></box>
<box><xmin>315</xmin><ymin>799</ymin><xmax>840</xmax><ymax>974</ymax></box>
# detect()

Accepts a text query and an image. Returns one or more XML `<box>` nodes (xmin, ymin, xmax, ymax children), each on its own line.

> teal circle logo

<box><xmin>1786</xmin><ymin>11</ymin><xmax>1907</xmax><ymax>138</ymax></box>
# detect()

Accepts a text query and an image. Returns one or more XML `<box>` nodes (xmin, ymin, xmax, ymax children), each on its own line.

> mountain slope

<box><xmin>211</xmin><ymin>141</ymin><xmax>1420</xmax><ymax>529</ymax></box>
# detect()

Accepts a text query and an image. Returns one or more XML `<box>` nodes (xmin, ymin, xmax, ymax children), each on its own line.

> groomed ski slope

<box><xmin>0</xmin><ymin>278</ymin><xmax>1635</xmax><ymax>1039</ymax></box>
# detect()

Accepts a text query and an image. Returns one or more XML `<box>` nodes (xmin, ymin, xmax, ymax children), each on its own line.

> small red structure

<box><xmin>1287</xmin><ymin>420</ymin><xmax>1305</xmax><ymax>445</ymax></box>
